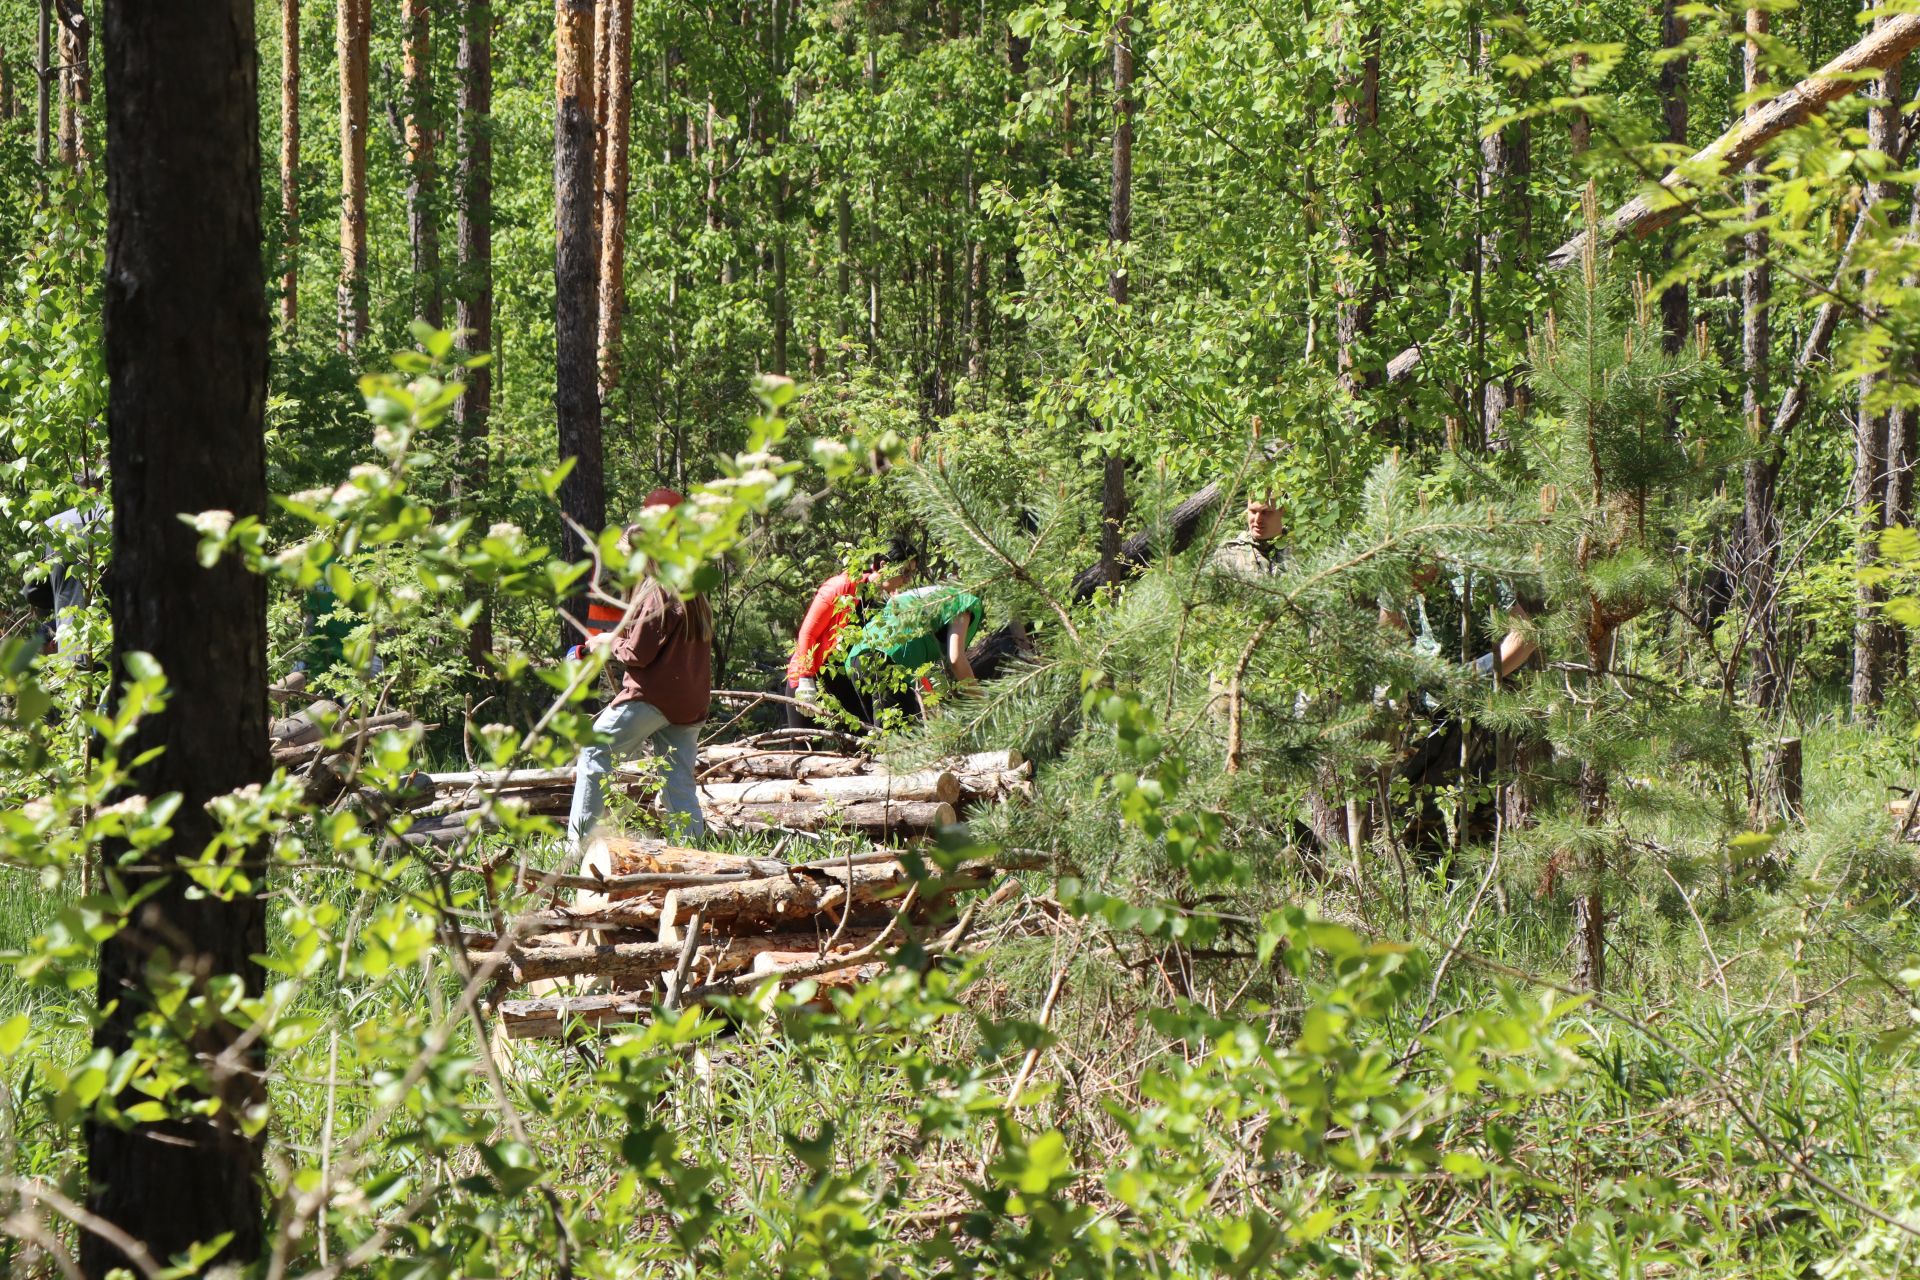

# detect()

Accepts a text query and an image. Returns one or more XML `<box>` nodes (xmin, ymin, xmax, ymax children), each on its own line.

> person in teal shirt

<box><xmin>845</xmin><ymin>583</ymin><xmax>983</xmax><ymax>717</ymax></box>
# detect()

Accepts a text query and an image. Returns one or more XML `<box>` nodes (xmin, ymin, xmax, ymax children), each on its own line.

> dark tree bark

<box><xmin>404</xmin><ymin>0</ymin><xmax>442</xmax><ymax>328</ymax></box>
<box><xmin>1099</xmin><ymin>5</ymin><xmax>1133</xmax><ymax>589</ymax></box>
<box><xmin>555</xmin><ymin>0</ymin><xmax>605</xmax><ymax>650</ymax></box>
<box><xmin>337</xmin><ymin>0</ymin><xmax>370</xmax><ymax>348</ymax></box>
<box><xmin>1657</xmin><ymin>0</ymin><xmax>1688</xmax><ymax>352</ymax></box>
<box><xmin>1738</xmin><ymin>6</ymin><xmax>1785</xmax><ymax>711</ymax></box>
<box><xmin>87</xmin><ymin>0</ymin><xmax>270</xmax><ymax>1272</ymax></box>
<box><xmin>1569</xmin><ymin>49</ymin><xmax>1590</xmax><ymax>154</ymax></box>
<box><xmin>1853</xmin><ymin>41</ymin><xmax>1900</xmax><ymax>719</ymax></box>
<box><xmin>0</xmin><ymin>38</ymin><xmax>12</xmax><ymax>121</ymax></box>
<box><xmin>766</xmin><ymin>0</ymin><xmax>790</xmax><ymax>377</ymax></box>
<box><xmin>456</xmin><ymin>0</ymin><xmax>494</xmax><ymax>667</ymax></box>
<box><xmin>597</xmin><ymin>0</ymin><xmax>634</xmax><ymax>394</ymax></box>
<box><xmin>280</xmin><ymin>0</ymin><xmax>300</xmax><ymax>335</ymax></box>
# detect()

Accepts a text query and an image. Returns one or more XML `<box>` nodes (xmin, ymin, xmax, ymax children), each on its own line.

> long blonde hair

<box><xmin>634</xmin><ymin>577</ymin><xmax>712</xmax><ymax>646</ymax></box>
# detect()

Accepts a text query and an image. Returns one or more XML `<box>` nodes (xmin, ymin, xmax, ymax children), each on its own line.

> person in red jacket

<box><xmin>567</xmin><ymin>489</ymin><xmax>714</xmax><ymax>845</ymax></box>
<box><xmin>786</xmin><ymin>536</ymin><xmax>915</xmax><ymax>727</ymax></box>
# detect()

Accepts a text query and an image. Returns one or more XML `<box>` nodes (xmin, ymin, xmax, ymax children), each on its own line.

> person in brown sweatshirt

<box><xmin>566</xmin><ymin>489</ymin><xmax>714</xmax><ymax>845</ymax></box>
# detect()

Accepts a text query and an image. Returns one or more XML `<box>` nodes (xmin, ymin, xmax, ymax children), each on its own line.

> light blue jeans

<box><xmin>568</xmin><ymin>699</ymin><xmax>706</xmax><ymax>845</ymax></box>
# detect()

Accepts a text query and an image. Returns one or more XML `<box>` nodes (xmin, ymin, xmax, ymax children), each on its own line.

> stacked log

<box><xmin>417</xmin><ymin>740</ymin><xmax>1038</xmax><ymax>1041</ymax></box>
<box><xmin>703</xmin><ymin>798</ymin><xmax>957</xmax><ymax>840</ymax></box>
<box><xmin>407</xmin><ymin>746</ymin><xmax>1027</xmax><ymax>843</ymax></box>
<box><xmin>489</xmin><ymin>842</ymin><xmax>1022</xmax><ymax>1040</ymax></box>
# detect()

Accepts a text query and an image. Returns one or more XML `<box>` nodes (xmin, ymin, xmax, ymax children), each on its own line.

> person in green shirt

<box><xmin>845</xmin><ymin>583</ymin><xmax>983</xmax><ymax>718</ymax></box>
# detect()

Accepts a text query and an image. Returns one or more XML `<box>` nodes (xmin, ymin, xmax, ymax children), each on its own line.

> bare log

<box><xmin>497</xmin><ymin>993</ymin><xmax>649</xmax><ymax>1039</ymax></box>
<box><xmin>269</xmin><ymin>699</ymin><xmax>341</xmax><ymax>747</ymax></box>
<box><xmin>697</xmin><ymin>769</ymin><xmax>959</xmax><ymax>806</ymax></box>
<box><xmin>656</xmin><ymin>860</ymin><xmax>994</xmax><ymax>939</ymax></box>
<box><xmin>271</xmin><ymin>710</ymin><xmax>420</xmax><ymax>764</ymax></box>
<box><xmin>695</xmin><ymin>748</ymin><xmax>874</xmax><ymax>780</ymax></box>
<box><xmin>705</xmin><ymin>798</ymin><xmax>957</xmax><ymax>839</ymax></box>
<box><xmin>470</xmin><ymin>925</ymin><xmax>889</xmax><ymax>988</ymax></box>
<box><xmin>957</xmin><ymin>749</ymin><xmax>1025</xmax><ymax>772</ymax></box>
<box><xmin>952</xmin><ymin>762</ymin><xmax>1033</xmax><ymax>803</ymax></box>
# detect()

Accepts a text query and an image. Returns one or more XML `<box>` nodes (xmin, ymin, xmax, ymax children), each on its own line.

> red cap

<box><xmin>643</xmin><ymin>487</ymin><xmax>686</xmax><ymax>509</ymax></box>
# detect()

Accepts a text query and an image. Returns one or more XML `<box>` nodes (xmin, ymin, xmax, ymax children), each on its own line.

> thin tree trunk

<box><xmin>35</xmin><ymin>0</ymin><xmax>50</xmax><ymax>168</ymax></box>
<box><xmin>456</xmin><ymin>0</ymin><xmax>493</xmax><ymax>668</ymax></box>
<box><xmin>835</xmin><ymin>185</ymin><xmax>852</xmax><ymax>361</ymax></box>
<box><xmin>1477</xmin><ymin>6</ymin><xmax>1530</xmax><ymax>446</ymax></box>
<box><xmin>1657</xmin><ymin>0</ymin><xmax>1688</xmax><ymax>352</ymax></box>
<box><xmin>280</xmin><ymin>0</ymin><xmax>300</xmax><ymax>335</ymax></box>
<box><xmin>1569</xmin><ymin>628</ymin><xmax>1612</xmax><ymax>991</ymax></box>
<box><xmin>404</xmin><ymin>0</ymin><xmax>442</xmax><ymax>328</ymax></box>
<box><xmin>592</xmin><ymin>0</ymin><xmax>612</xmax><ymax>258</ymax></box>
<box><xmin>0</xmin><ymin>39</ymin><xmax>12</xmax><ymax>121</ymax></box>
<box><xmin>1099</xmin><ymin>4</ymin><xmax>1133</xmax><ymax>588</ymax></box>
<box><xmin>1332</xmin><ymin>18</ymin><xmax>1382</xmax><ymax>394</ymax></box>
<box><xmin>55</xmin><ymin>0</ymin><xmax>88</xmax><ymax>166</ymax></box>
<box><xmin>967</xmin><ymin>163</ymin><xmax>987</xmax><ymax>384</ymax></box>
<box><xmin>1738</xmin><ymin>6</ymin><xmax>1784</xmax><ymax>711</ymax></box>
<box><xmin>1569</xmin><ymin>49</ymin><xmax>1590</xmax><ymax>154</ymax></box>
<box><xmin>1853</xmin><ymin>34</ymin><xmax>1900</xmax><ymax>718</ymax></box>
<box><xmin>766</xmin><ymin>0</ymin><xmax>789</xmax><ymax>377</ymax></box>
<box><xmin>88</xmin><ymin>0</ymin><xmax>270</xmax><ymax>1270</ymax></box>
<box><xmin>555</xmin><ymin>0</ymin><xmax>605</xmax><ymax>651</ymax></box>
<box><xmin>597</xmin><ymin>0</ymin><xmax>634</xmax><ymax>395</ymax></box>
<box><xmin>337</xmin><ymin>0</ymin><xmax>370</xmax><ymax>349</ymax></box>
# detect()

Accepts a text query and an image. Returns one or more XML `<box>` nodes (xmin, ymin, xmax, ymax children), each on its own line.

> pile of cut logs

<box><xmin>472</xmin><ymin>832</ymin><xmax>1035</xmax><ymax>1040</ymax></box>
<box><xmin>401</xmin><ymin>743</ymin><xmax>1030</xmax><ymax>844</ymax></box>
<box><xmin>270</xmin><ymin>700</ymin><xmax>430</xmax><ymax>807</ymax></box>
<box><xmin>268</xmin><ymin>708</ymin><xmax>1039</xmax><ymax>1040</ymax></box>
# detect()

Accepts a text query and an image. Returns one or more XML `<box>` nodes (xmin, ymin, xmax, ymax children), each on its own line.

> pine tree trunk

<box><xmin>1657</xmin><ymin>0</ymin><xmax>1688</xmax><ymax>352</ymax></box>
<box><xmin>35</xmin><ymin>0</ymin><xmax>49</xmax><ymax>168</ymax></box>
<box><xmin>1569</xmin><ymin>756</ymin><xmax>1608</xmax><ymax>990</ymax></box>
<box><xmin>1570</xmin><ymin>49</ymin><xmax>1590</xmax><ymax>154</ymax></box>
<box><xmin>456</xmin><ymin>0</ymin><xmax>493</xmax><ymax>668</ymax></box>
<box><xmin>597</xmin><ymin>0</ymin><xmax>634</xmax><ymax>395</ymax></box>
<box><xmin>1332</xmin><ymin>18</ymin><xmax>1381</xmax><ymax>394</ymax></box>
<box><xmin>1477</xmin><ymin>7</ymin><xmax>1530</xmax><ymax>446</ymax></box>
<box><xmin>55</xmin><ymin>0</ymin><xmax>88</xmax><ymax>166</ymax></box>
<box><xmin>835</xmin><ymin>185</ymin><xmax>852</xmax><ymax>360</ymax></box>
<box><xmin>1853</xmin><ymin>40</ymin><xmax>1899</xmax><ymax>720</ymax></box>
<box><xmin>336</xmin><ymin>0</ymin><xmax>370</xmax><ymax>349</ymax></box>
<box><xmin>1739</xmin><ymin>7</ymin><xmax>1785</xmax><ymax>712</ymax></box>
<box><xmin>88</xmin><ymin>0</ymin><xmax>270</xmax><ymax>1270</ymax></box>
<box><xmin>592</xmin><ymin>0</ymin><xmax>612</xmax><ymax>257</ymax></box>
<box><xmin>555</xmin><ymin>0</ymin><xmax>605</xmax><ymax>651</ymax></box>
<box><xmin>279</xmin><ymin>0</ymin><xmax>300</xmax><ymax>335</ymax></box>
<box><xmin>404</xmin><ymin>0</ymin><xmax>442</xmax><ymax>328</ymax></box>
<box><xmin>1099</xmin><ymin>5</ymin><xmax>1134</xmax><ymax>588</ymax></box>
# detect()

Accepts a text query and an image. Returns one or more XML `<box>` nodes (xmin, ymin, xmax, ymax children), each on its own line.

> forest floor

<box><xmin>5</xmin><ymin>705</ymin><xmax>1919</xmax><ymax>1274</ymax></box>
